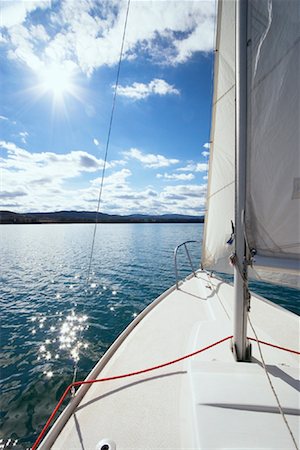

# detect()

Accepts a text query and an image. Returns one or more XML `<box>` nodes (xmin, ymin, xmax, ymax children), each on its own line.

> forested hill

<box><xmin>0</xmin><ymin>210</ymin><xmax>204</xmax><ymax>224</ymax></box>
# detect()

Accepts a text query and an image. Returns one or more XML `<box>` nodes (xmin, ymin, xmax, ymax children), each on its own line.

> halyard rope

<box><xmin>32</xmin><ymin>334</ymin><xmax>299</xmax><ymax>449</ymax></box>
<box><xmin>207</xmin><ymin>272</ymin><xmax>299</xmax><ymax>449</ymax></box>
<box><xmin>248</xmin><ymin>316</ymin><xmax>299</xmax><ymax>450</ymax></box>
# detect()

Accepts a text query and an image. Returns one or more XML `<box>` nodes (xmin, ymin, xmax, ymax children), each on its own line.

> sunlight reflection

<box><xmin>43</xmin><ymin>370</ymin><xmax>53</xmax><ymax>378</ymax></box>
<box><xmin>29</xmin><ymin>275</ymin><xmax>123</xmax><ymax>380</ymax></box>
<box><xmin>31</xmin><ymin>307</ymin><xmax>89</xmax><ymax>376</ymax></box>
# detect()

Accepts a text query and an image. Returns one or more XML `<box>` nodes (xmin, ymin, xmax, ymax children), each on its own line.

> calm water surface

<box><xmin>0</xmin><ymin>223</ymin><xmax>299</xmax><ymax>449</ymax></box>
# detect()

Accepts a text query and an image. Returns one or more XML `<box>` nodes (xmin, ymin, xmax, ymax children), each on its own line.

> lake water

<box><xmin>0</xmin><ymin>223</ymin><xmax>299</xmax><ymax>449</ymax></box>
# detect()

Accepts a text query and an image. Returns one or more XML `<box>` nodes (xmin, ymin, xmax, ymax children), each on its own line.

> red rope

<box><xmin>32</xmin><ymin>335</ymin><xmax>232</xmax><ymax>449</ymax></box>
<box><xmin>32</xmin><ymin>334</ymin><xmax>299</xmax><ymax>449</ymax></box>
<box><xmin>248</xmin><ymin>337</ymin><xmax>300</xmax><ymax>355</ymax></box>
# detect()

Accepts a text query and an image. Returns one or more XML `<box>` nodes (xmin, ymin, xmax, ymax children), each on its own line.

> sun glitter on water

<box><xmin>29</xmin><ymin>277</ymin><xmax>121</xmax><ymax>378</ymax></box>
<box><xmin>31</xmin><ymin>309</ymin><xmax>89</xmax><ymax>377</ymax></box>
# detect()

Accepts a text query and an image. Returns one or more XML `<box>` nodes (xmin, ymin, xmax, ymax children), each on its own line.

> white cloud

<box><xmin>0</xmin><ymin>189</ymin><xmax>28</xmax><ymax>199</ymax></box>
<box><xmin>7</xmin><ymin>23</ymin><xmax>45</xmax><ymax>72</ymax></box>
<box><xmin>0</xmin><ymin>115</ymin><xmax>17</xmax><ymax>125</ymax></box>
<box><xmin>1</xmin><ymin>1</ymin><xmax>215</xmax><ymax>76</ymax></box>
<box><xmin>0</xmin><ymin>140</ymin><xmax>207</xmax><ymax>215</ymax></box>
<box><xmin>29</xmin><ymin>24</ymin><xmax>49</xmax><ymax>42</ymax></box>
<box><xmin>195</xmin><ymin>163</ymin><xmax>208</xmax><ymax>172</ymax></box>
<box><xmin>0</xmin><ymin>140</ymin><xmax>121</xmax><ymax>211</ymax></box>
<box><xmin>0</xmin><ymin>140</ymin><xmax>107</xmax><ymax>196</ymax></box>
<box><xmin>117</xmin><ymin>78</ymin><xmax>179</xmax><ymax>100</ymax></box>
<box><xmin>19</xmin><ymin>131</ymin><xmax>29</xmax><ymax>144</ymax></box>
<box><xmin>159</xmin><ymin>183</ymin><xmax>207</xmax><ymax>214</ymax></box>
<box><xmin>173</xmin><ymin>16</ymin><xmax>214</xmax><ymax>63</ymax></box>
<box><xmin>123</xmin><ymin>148</ymin><xmax>179</xmax><ymax>168</ymax></box>
<box><xmin>91</xmin><ymin>168</ymin><xmax>132</xmax><ymax>188</ymax></box>
<box><xmin>202</xmin><ymin>142</ymin><xmax>210</xmax><ymax>158</ymax></box>
<box><xmin>177</xmin><ymin>162</ymin><xmax>208</xmax><ymax>172</ymax></box>
<box><xmin>0</xmin><ymin>33</ymin><xmax>7</xmax><ymax>43</ymax></box>
<box><xmin>157</xmin><ymin>172</ymin><xmax>195</xmax><ymax>181</ymax></box>
<box><xmin>109</xmin><ymin>159</ymin><xmax>127</xmax><ymax>168</ymax></box>
<box><xmin>0</xmin><ymin>1</ymin><xmax>50</xmax><ymax>28</ymax></box>
<box><xmin>84</xmin><ymin>173</ymin><xmax>206</xmax><ymax>216</ymax></box>
<box><xmin>163</xmin><ymin>184</ymin><xmax>207</xmax><ymax>199</ymax></box>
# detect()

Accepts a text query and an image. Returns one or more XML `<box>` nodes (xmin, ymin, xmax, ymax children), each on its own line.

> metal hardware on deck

<box><xmin>96</xmin><ymin>440</ymin><xmax>116</xmax><ymax>450</ymax></box>
<box><xmin>174</xmin><ymin>240</ymin><xmax>198</xmax><ymax>289</ymax></box>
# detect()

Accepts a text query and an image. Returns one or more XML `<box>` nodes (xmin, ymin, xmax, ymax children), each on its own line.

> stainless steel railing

<box><xmin>174</xmin><ymin>240</ymin><xmax>198</xmax><ymax>289</ymax></box>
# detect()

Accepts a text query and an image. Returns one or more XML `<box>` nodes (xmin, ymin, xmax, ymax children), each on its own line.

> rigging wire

<box><xmin>85</xmin><ymin>0</ymin><xmax>131</xmax><ymax>289</ymax></box>
<box><xmin>71</xmin><ymin>0</ymin><xmax>131</xmax><ymax>384</ymax></box>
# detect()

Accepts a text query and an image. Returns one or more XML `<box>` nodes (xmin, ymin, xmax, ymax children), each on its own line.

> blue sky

<box><xmin>0</xmin><ymin>0</ymin><xmax>216</xmax><ymax>215</ymax></box>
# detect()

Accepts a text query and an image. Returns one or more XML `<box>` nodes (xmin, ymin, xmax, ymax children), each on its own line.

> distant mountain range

<box><xmin>0</xmin><ymin>210</ymin><xmax>204</xmax><ymax>224</ymax></box>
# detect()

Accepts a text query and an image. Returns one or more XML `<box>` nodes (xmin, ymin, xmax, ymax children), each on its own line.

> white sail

<box><xmin>202</xmin><ymin>0</ymin><xmax>236</xmax><ymax>273</ymax></box>
<box><xmin>246</xmin><ymin>0</ymin><xmax>300</xmax><ymax>287</ymax></box>
<box><xmin>203</xmin><ymin>0</ymin><xmax>300</xmax><ymax>288</ymax></box>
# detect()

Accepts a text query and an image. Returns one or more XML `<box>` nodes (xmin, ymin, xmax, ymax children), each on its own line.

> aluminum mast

<box><xmin>233</xmin><ymin>0</ymin><xmax>250</xmax><ymax>361</ymax></box>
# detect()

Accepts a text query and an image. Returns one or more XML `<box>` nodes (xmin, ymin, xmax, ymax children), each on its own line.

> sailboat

<box><xmin>33</xmin><ymin>0</ymin><xmax>299</xmax><ymax>449</ymax></box>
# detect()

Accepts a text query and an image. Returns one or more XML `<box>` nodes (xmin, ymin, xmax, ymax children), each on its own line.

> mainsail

<box><xmin>203</xmin><ymin>0</ymin><xmax>300</xmax><ymax>288</ymax></box>
<box><xmin>246</xmin><ymin>0</ymin><xmax>300</xmax><ymax>287</ymax></box>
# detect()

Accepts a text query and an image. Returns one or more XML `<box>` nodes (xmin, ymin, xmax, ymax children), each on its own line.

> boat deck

<box><xmin>39</xmin><ymin>271</ymin><xmax>299</xmax><ymax>450</ymax></box>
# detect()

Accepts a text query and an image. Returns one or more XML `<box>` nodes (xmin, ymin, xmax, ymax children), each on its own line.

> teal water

<box><xmin>0</xmin><ymin>223</ymin><xmax>299</xmax><ymax>449</ymax></box>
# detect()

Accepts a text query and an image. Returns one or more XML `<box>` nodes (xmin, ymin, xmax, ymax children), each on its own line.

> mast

<box><xmin>233</xmin><ymin>0</ymin><xmax>250</xmax><ymax>361</ymax></box>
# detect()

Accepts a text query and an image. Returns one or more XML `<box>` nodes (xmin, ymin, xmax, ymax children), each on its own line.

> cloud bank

<box><xmin>0</xmin><ymin>140</ymin><xmax>206</xmax><ymax>215</ymax></box>
<box><xmin>1</xmin><ymin>1</ymin><xmax>215</xmax><ymax>76</ymax></box>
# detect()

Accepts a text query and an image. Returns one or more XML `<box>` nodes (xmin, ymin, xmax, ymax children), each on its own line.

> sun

<box><xmin>42</xmin><ymin>66</ymin><xmax>71</xmax><ymax>96</ymax></box>
<box><xmin>32</xmin><ymin>62</ymin><xmax>84</xmax><ymax>113</ymax></box>
<box><xmin>38</xmin><ymin>64</ymin><xmax>74</xmax><ymax>100</ymax></box>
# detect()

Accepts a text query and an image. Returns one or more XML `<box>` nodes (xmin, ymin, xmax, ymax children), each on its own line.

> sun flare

<box><xmin>39</xmin><ymin>65</ymin><xmax>74</xmax><ymax>100</ymax></box>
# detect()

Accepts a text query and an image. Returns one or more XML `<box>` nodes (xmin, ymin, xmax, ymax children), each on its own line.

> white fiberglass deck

<box><xmin>39</xmin><ymin>271</ymin><xmax>299</xmax><ymax>450</ymax></box>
